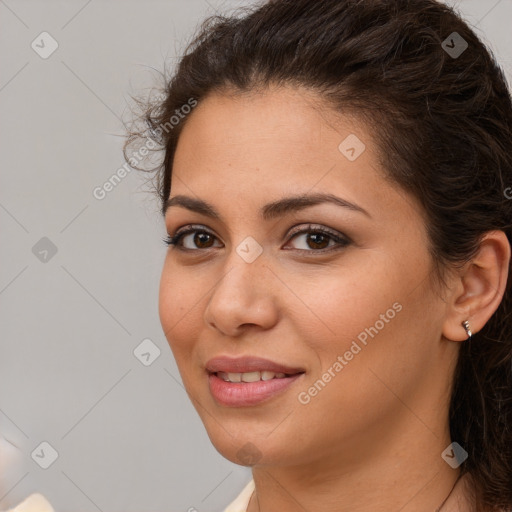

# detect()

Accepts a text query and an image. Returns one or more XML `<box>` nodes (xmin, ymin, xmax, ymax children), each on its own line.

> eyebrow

<box><xmin>164</xmin><ymin>192</ymin><xmax>371</xmax><ymax>221</ymax></box>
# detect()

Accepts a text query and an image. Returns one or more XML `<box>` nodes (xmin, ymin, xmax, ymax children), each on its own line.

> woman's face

<box><xmin>159</xmin><ymin>86</ymin><xmax>454</xmax><ymax>468</ymax></box>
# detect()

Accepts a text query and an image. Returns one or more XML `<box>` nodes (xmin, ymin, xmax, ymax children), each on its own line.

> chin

<box><xmin>204</xmin><ymin>420</ymin><xmax>297</xmax><ymax>467</ymax></box>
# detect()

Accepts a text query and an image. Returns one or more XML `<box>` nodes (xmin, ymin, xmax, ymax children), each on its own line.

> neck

<box><xmin>247</xmin><ymin>426</ymin><xmax>473</xmax><ymax>512</ymax></box>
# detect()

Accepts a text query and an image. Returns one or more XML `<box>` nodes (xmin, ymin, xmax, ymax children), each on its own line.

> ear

<box><xmin>442</xmin><ymin>230</ymin><xmax>511</xmax><ymax>342</ymax></box>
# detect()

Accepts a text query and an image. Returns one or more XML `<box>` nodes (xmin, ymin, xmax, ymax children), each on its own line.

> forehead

<box><xmin>169</xmin><ymin>86</ymin><xmax>422</xmax><ymax>229</ymax></box>
<box><xmin>177</xmin><ymin>86</ymin><xmax>343</xmax><ymax>153</ymax></box>
<box><xmin>174</xmin><ymin>87</ymin><xmax>374</xmax><ymax>186</ymax></box>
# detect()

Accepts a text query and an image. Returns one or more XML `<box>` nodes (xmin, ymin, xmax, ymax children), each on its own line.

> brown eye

<box><xmin>286</xmin><ymin>225</ymin><xmax>351</xmax><ymax>253</ymax></box>
<box><xmin>304</xmin><ymin>233</ymin><xmax>330</xmax><ymax>250</ymax></box>
<box><xmin>164</xmin><ymin>224</ymin><xmax>350</xmax><ymax>254</ymax></box>
<box><xmin>164</xmin><ymin>226</ymin><xmax>222</xmax><ymax>250</ymax></box>
<box><xmin>192</xmin><ymin>232</ymin><xmax>215</xmax><ymax>249</ymax></box>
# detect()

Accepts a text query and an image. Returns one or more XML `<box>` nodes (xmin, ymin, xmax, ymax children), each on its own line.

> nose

<box><xmin>204</xmin><ymin>252</ymin><xmax>279</xmax><ymax>337</ymax></box>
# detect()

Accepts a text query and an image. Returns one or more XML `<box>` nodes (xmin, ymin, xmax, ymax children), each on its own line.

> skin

<box><xmin>158</xmin><ymin>86</ymin><xmax>510</xmax><ymax>512</ymax></box>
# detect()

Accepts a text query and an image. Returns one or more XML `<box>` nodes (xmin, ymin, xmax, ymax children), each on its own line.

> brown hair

<box><xmin>124</xmin><ymin>0</ymin><xmax>512</xmax><ymax>509</ymax></box>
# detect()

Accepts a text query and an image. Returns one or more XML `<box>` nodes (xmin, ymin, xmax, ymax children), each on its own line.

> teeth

<box><xmin>217</xmin><ymin>371</ymin><xmax>289</xmax><ymax>383</ymax></box>
<box><xmin>241</xmin><ymin>371</ymin><xmax>260</xmax><ymax>383</ymax></box>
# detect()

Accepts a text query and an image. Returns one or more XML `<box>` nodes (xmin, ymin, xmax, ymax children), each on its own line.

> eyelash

<box><xmin>162</xmin><ymin>224</ymin><xmax>351</xmax><ymax>254</ymax></box>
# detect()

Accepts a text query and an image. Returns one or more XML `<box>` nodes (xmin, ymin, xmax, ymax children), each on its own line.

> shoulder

<box><xmin>222</xmin><ymin>479</ymin><xmax>255</xmax><ymax>512</ymax></box>
<box><xmin>3</xmin><ymin>493</ymin><xmax>54</xmax><ymax>512</ymax></box>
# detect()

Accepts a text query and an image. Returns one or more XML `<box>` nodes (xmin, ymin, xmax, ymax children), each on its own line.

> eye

<box><xmin>163</xmin><ymin>225</ymin><xmax>221</xmax><ymax>250</ymax></box>
<box><xmin>284</xmin><ymin>224</ymin><xmax>351</xmax><ymax>253</ymax></box>
<box><xmin>163</xmin><ymin>224</ymin><xmax>351</xmax><ymax>253</ymax></box>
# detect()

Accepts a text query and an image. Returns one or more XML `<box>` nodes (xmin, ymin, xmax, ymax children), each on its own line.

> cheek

<box><xmin>292</xmin><ymin>262</ymin><xmax>436</xmax><ymax>412</ymax></box>
<box><xmin>285</xmin><ymin>262</ymin><xmax>401</xmax><ymax>356</ymax></box>
<box><xmin>158</xmin><ymin>262</ymin><xmax>200</xmax><ymax>354</ymax></box>
<box><xmin>286</xmin><ymin>254</ymin><xmax>435</xmax><ymax>402</ymax></box>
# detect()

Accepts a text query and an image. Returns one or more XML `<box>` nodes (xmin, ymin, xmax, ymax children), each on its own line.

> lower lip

<box><xmin>208</xmin><ymin>372</ymin><xmax>304</xmax><ymax>407</ymax></box>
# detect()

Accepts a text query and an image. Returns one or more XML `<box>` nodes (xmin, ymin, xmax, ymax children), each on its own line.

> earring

<box><xmin>462</xmin><ymin>320</ymin><xmax>472</xmax><ymax>341</ymax></box>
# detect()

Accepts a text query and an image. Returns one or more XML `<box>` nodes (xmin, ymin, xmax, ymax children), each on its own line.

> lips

<box><xmin>205</xmin><ymin>356</ymin><xmax>305</xmax><ymax>375</ymax></box>
<box><xmin>205</xmin><ymin>356</ymin><xmax>306</xmax><ymax>406</ymax></box>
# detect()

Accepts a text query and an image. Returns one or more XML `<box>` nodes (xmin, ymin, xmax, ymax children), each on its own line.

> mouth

<box><xmin>205</xmin><ymin>355</ymin><xmax>306</xmax><ymax>406</ymax></box>
<box><xmin>208</xmin><ymin>372</ymin><xmax>305</xmax><ymax>406</ymax></box>
<box><xmin>205</xmin><ymin>355</ymin><xmax>305</xmax><ymax>376</ymax></box>
<box><xmin>213</xmin><ymin>369</ymin><xmax>303</xmax><ymax>382</ymax></box>
<box><xmin>205</xmin><ymin>357</ymin><xmax>305</xmax><ymax>406</ymax></box>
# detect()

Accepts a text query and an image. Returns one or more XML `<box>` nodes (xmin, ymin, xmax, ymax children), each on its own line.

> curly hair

<box><xmin>124</xmin><ymin>0</ymin><xmax>512</xmax><ymax>509</ymax></box>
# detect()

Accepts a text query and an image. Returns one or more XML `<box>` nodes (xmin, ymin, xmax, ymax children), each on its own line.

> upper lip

<box><xmin>205</xmin><ymin>356</ymin><xmax>305</xmax><ymax>375</ymax></box>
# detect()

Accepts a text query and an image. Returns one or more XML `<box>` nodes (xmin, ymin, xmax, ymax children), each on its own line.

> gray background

<box><xmin>0</xmin><ymin>1</ymin><xmax>510</xmax><ymax>511</ymax></box>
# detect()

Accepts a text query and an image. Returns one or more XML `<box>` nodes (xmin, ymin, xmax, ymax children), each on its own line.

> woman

<box><xmin>126</xmin><ymin>0</ymin><xmax>512</xmax><ymax>510</ymax></box>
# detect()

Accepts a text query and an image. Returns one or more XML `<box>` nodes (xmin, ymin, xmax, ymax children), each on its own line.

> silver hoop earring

<box><xmin>462</xmin><ymin>320</ymin><xmax>472</xmax><ymax>341</ymax></box>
